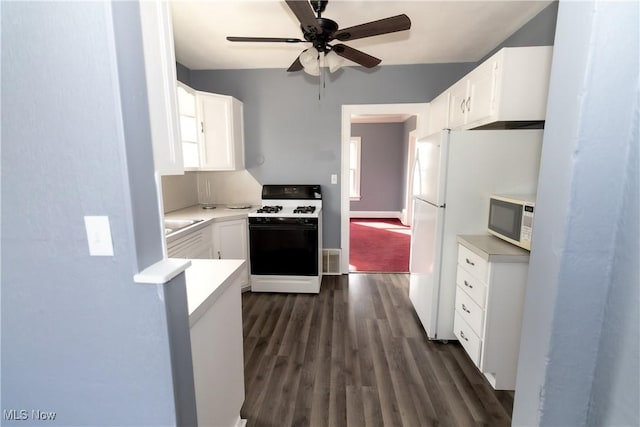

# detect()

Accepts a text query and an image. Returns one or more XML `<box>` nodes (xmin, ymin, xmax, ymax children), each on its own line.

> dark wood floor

<box><xmin>240</xmin><ymin>274</ymin><xmax>514</xmax><ymax>427</ymax></box>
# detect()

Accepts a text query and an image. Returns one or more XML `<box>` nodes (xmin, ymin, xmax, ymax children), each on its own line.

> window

<box><xmin>349</xmin><ymin>137</ymin><xmax>361</xmax><ymax>200</ymax></box>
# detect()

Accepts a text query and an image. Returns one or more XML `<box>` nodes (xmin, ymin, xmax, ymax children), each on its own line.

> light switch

<box><xmin>331</xmin><ymin>174</ymin><xmax>338</xmax><ymax>184</ymax></box>
<box><xmin>84</xmin><ymin>216</ymin><xmax>114</xmax><ymax>256</ymax></box>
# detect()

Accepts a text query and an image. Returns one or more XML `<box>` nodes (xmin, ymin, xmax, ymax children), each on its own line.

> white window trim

<box><xmin>349</xmin><ymin>136</ymin><xmax>361</xmax><ymax>201</ymax></box>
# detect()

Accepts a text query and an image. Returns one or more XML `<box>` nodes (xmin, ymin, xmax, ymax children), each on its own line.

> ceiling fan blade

<box><xmin>227</xmin><ymin>36</ymin><xmax>304</xmax><ymax>43</ymax></box>
<box><xmin>332</xmin><ymin>44</ymin><xmax>381</xmax><ymax>68</ymax></box>
<box><xmin>332</xmin><ymin>14</ymin><xmax>411</xmax><ymax>42</ymax></box>
<box><xmin>287</xmin><ymin>55</ymin><xmax>304</xmax><ymax>72</ymax></box>
<box><xmin>285</xmin><ymin>0</ymin><xmax>322</xmax><ymax>34</ymax></box>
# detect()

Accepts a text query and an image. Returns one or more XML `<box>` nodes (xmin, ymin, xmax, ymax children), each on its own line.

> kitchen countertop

<box><xmin>184</xmin><ymin>259</ymin><xmax>246</xmax><ymax>327</ymax></box>
<box><xmin>457</xmin><ymin>234</ymin><xmax>530</xmax><ymax>263</ymax></box>
<box><xmin>164</xmin><ymin>204</ymin><xmax>256</xmax><ymax>243</ymax></box>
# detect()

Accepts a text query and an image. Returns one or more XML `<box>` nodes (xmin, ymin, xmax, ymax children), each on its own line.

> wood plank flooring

<box><xmin>240</xmin><ymin>274</ymin><xmax>514</xmax><ymax>427</ymax></box>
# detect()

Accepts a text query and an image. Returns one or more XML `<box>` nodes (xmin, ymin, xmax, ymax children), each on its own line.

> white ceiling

<box><xmin>170</xmin><ymin>0</ymin><xmax>552</xmax><ymax>71</ymax></box>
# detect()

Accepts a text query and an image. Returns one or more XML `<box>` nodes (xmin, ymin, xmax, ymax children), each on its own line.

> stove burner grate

<box><xmin>256</xmin><ymin>205</ymin><xmax>283</xmax><ymax>214</ymax></box>
<box><xmin>293</xmin><ymin>206</ymin><xmax>316</xmax><ymax>214</ymax></box>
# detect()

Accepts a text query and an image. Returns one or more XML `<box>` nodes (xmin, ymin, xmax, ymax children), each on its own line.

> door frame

<box><xmin>402</xmin><ymin>129</ymin><xmax>419</xmax><ymax>226</ymax></box>
<box><xmin>340</xmin><ymin>103</ymin><xmax>429</xmax><ymax>274</ymax></box>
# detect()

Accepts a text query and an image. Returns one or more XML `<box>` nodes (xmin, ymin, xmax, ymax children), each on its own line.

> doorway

<box><xmin>340</xmin><ymin>103</ymin><xmax>429</xmax><ymax>274</ymax></box>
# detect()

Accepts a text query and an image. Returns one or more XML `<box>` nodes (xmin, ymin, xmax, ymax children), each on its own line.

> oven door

<box><xmin>249</xmin><ymin>217</ymin><xmax>318</xmax><ymax>276</ymax></box>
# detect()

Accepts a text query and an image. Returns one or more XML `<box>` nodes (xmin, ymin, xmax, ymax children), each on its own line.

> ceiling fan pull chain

<box><xmin>318</xmin><ymin>54</ymin><xmax>322</xmax><ymax>100</ymax></box>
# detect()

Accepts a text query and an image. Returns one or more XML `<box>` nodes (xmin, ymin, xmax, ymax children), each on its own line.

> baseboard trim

<box><xmin>350</xmin><ymin>211</ymin><xmax>403</xmax><ymax>219</ymax></box>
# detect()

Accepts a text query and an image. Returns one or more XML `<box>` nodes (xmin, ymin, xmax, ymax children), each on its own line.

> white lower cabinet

<box><xmin>212</xmin><ymin>218</ymin><xmax>249</xmax><ymax>286</ymax></box>
<box><xmin>167</xmin><ymin>218</ymin><xmax>249</xmax><ymax>286</ymax></box>
<box><xmin>454</xmin><ymin>235</ymin><xmax>530</xmax><ymax>390</ymax></box>
<box><xmin>211</xmin><ymin>218</ymin><xmax>248</xmax><ymax>260</ymax></box>
<box><xmin>167</xmin><ymin>225</ymin><xmax>214</xmax><ymax>259</ymax></box>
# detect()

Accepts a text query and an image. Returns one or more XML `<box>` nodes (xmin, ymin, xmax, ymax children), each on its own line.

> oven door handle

<box><xmin>249</xmin><ymin>224</ymin><xmax>318</xmax><ymax>231</ymax></box>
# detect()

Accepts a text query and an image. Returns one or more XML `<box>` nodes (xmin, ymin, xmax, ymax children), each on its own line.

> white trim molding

<box><xmin>341</xmin><ymin>103</ymin><xmax>429</xmax><ymax>274</ymax></box>
<box><xmin>350</xmin><ymin>211</ymin><xmax>403</xmax><ymax>219</ymax></box>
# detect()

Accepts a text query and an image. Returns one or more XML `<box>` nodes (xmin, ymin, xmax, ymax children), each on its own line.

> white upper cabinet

<box><xmin>197</xmin><ymin>92</ymin><xmax>245</xmax><ymax>171</ymax></box>
<box><xmin>448</xmin><ymin>79</ymin><xmax>469</xmax><ymax>129</ymax></box>
<box><xmin>174</xmin><ymin>84</ymin><xmax>245</xmax><ymax>171</ymax></box>
<box><xmin>446</xmin><ymin>46</ymin><xmax>553</xmax><ymax>131</ymax></box>
<box><xmin>465</xmin><ymin>58</ymin><xmax>497</xmax><ymax>125</ymax></box>
<box><xmin>139</xmin><ymin>0</ymin><xmax>184</xmax><ymax>175</ymax></box>
<box><xmin>426</xmin><ymin>91</ymin><xmax>451</xmax><ymax>136</ymax></box>
<box><xmin>177</xmin><ymin>82</ymin><xmax>200</xmax><ymax>169</ymax></box>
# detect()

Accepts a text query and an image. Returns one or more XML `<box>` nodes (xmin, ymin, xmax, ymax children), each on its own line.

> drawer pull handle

<box><xmin>460</xmin><ymin>331</ymin><xmax>469</xmax><ymax>342</ymax></box>
<box><xmin>465</xmin><ymin>258</ymin><xmax>475</xmax><ymax>266</ymax></box>
<box><xmin>464</xmin><ymin>280</ymin><xmax>473</xmax><ymax>289</ymax></box>
<box><xmin>462</xmin><ymin>303</ymin><xmax>471</xmax><ymax>314</ymax></box>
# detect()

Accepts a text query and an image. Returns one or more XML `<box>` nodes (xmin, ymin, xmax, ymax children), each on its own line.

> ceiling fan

<box><xmin>226</xmin><ymin>0</ymin><xmax>411</xmax><ymax>75</ymax></box>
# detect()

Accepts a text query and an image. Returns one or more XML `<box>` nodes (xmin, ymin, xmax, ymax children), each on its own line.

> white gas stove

<box><xmin>248</xmin><ymin>185</ymin><xmax>323</xmax><ymax>293</ymax></box>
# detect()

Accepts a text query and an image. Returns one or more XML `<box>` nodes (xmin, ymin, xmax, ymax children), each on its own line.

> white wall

<box><xmin>512</xmin><ymin>1</ymin><xmax>639</xmax><ymax>425</ymax></box>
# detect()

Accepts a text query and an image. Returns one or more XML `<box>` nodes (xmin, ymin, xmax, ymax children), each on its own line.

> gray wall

<box><xmin>512</xmin><ymin>1</ymin><xmax>639</xmax><ymax>425</ymax></box>
<box><xmin>177</xmin><ymin>61</ymin><xmax>191</xmax><ymax>85</ymax></box>
<box><xmin>189</xmin><ymin>63</ymin><xmax>475</xmax><ymax>247</ymax></box>
<box><xmin>481</xmin><ymin>1</ymin><xmax>558</xmax><ymax>62</ymax></box>
<box><xmin>350</xmin><ymin>123</ymin><xmax>406</xmax><ymax>212</ymax></box>
<box><xmin>1</xmin><ymin>2</ymin><xmax>195</xmax><ymax>425</ymax></box>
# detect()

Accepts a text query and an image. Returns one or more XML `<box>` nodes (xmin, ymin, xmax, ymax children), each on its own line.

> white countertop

<box><xmin>165</xmin><ymin>204</ymin><xmax>256</xmax><ymax>222</ymax></box>
<box><xmin>164</xmin><ymin>204</ymin><xmax>256</xmax><ymax>243</ymax></box>
<box><xmin>457</xmin><ymin>234</ymin><xmax>530</xmax><ymax>263</ymax></box>
<box><xmin>184</xmin><ymin>259</ymin><xmax>246</xmax><ymax>327</ymax></box>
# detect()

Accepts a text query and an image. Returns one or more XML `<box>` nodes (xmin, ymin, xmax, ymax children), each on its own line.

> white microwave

<box><xmin>488</xmin><ymin>194</ymin><xmax>536</xmax><ymax>250</ymax></box>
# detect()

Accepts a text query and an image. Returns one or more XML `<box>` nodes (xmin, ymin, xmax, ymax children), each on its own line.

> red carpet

<box><xmin>349</xmin><ymin>218</ymin><xmax>411</xmax><ymax>273</ymax></box>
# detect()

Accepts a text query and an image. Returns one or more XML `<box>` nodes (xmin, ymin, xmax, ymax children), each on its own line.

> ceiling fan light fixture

<box><xmin>324</xmin><ymin>50</ymin><xmax>344</xmax><ymax>73</ymax></box>
<box><xmin>228</xmin><ymin>1</ymin><xmax>412</xmax><ymax>75</ymax></box>
<box><xmin>300</xmin><ymin>48</ymin><xmax>321</xmax><ymax>76</ymax></box>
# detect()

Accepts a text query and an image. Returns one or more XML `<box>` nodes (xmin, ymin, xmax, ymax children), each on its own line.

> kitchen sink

<box><xmin>164</xmin><ymin>219</ymin><xmax>203</xmax><ymax>235</ymax></box>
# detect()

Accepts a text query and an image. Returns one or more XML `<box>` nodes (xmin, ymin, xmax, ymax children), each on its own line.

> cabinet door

<box><xmin>139</xmin><ymin>1</ymin><xmax>184</xmax><ymax>175</ymax></box>
<box><xmin>213</xmin><ymin>219</ymin><xmax>248</xmax><ymax>260</ymax></box>
<box><xmin>427</xmin><ymin>91</ymin><xmax>450</xmax><ymax>136</ymax></box>
<box><xmin>448</xmin><ymin>79</ymin><xmax>469</xmax><ymax>129</ymax></box>
<box><xmin>167</xmin><ymin>226</ymin><xmax>214</xmax><ymax>259</ymax></box>
<box><xmin>177</xmin><ymin>83</ymin><xmax>200</xmax><ymax>169</ymax></box>
<box><xmin>466</xmin><ymin>59</ymin><xmax>498</xmax><ymax>126</ymax></box>
<box><xmin>198</xmin><ymin>93</ymin><xmax>235</xmax><ymax>171</ymax></box>
<box><xmin>191</xmin><ymin>243</ymin><xmax>215</xmax><ymax>260</ymax></box>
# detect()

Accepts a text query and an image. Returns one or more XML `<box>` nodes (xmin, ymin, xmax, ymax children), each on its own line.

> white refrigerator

<box><xmin>409</xmin><ymin>129</ymin><xmax>543</xmax><ymax>340</ymax></box>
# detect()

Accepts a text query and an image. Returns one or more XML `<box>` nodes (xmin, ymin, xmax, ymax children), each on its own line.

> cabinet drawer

<box><xmin>458</xmin><ymin>244</ymin><xmax>488</xmax><ymax>281</ymax></box>
<box><xmin>456</xmin><ymin>266</ymin><xmax>486</xmax><ymax>308</ymax></box>
<box><xmin>454</xmin><ymin>312</ymin><xmax>482</xmax><ymax>366</ymax></box>
<box><xmin>455</xmin><ymin>286</ymin><xmax>484</xmax><ymax>336</ymax></box>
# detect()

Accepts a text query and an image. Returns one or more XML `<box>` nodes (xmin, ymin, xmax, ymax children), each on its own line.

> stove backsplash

<box><xmin>161</xmin><ymin>172</ymin><xmax>198</xmax><ymax>213</ymax></box>
<box><xmin>160</xmin><ymin>170</ymin><xmax>262</xmax><ymax>213</ymax></box>
<box><xmin>196</xmin><ymin>171</ymin><xmax>262</xmax><ymax>207</ymax></box>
